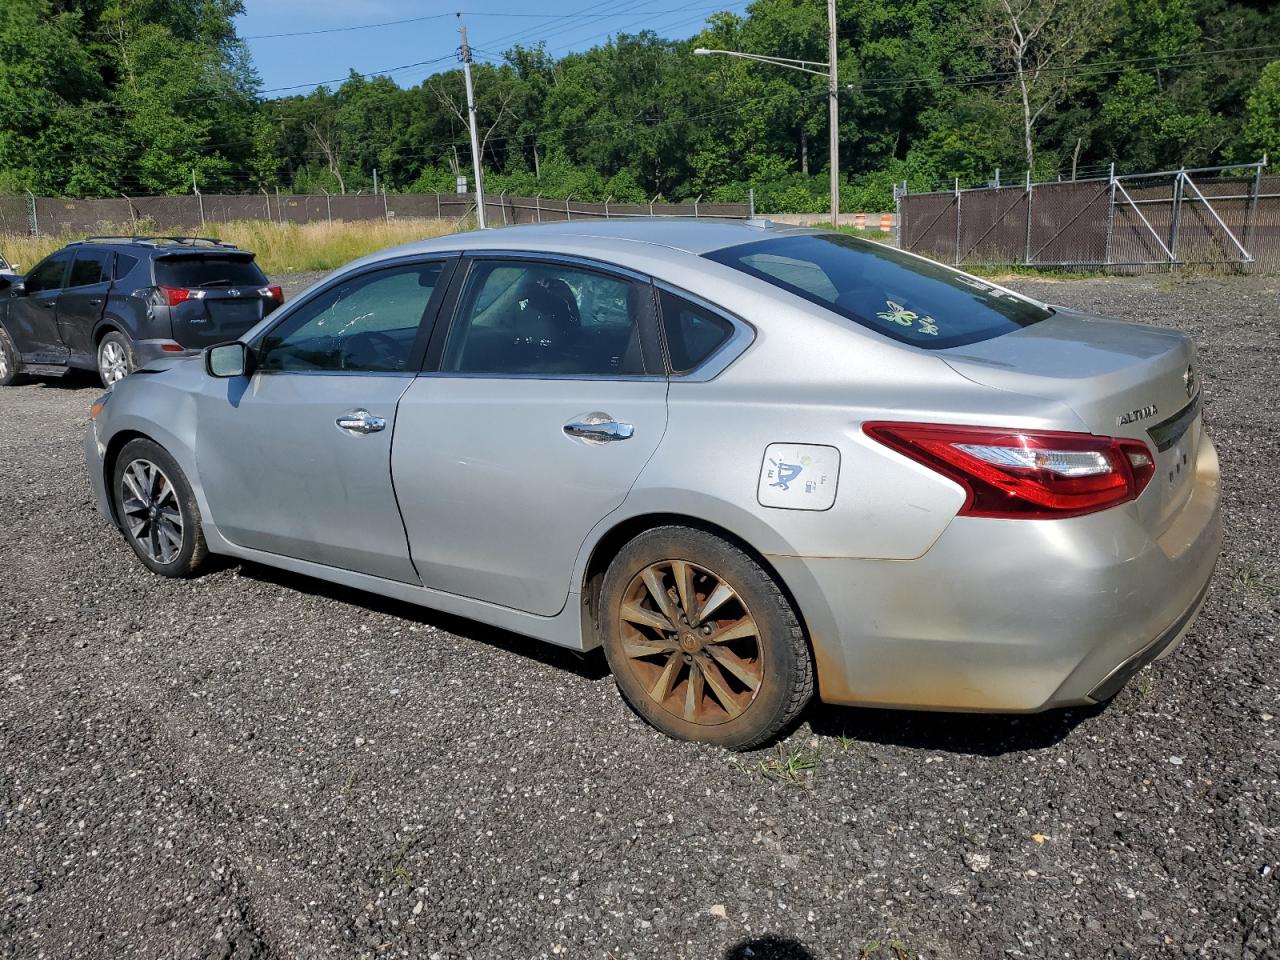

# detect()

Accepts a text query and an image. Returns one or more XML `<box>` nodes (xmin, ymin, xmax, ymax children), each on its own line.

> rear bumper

<box><xmin>772</xmin><ymin>436</ymin><xmax>1223</xmax><ymax>712</ymax></box>
<box><xmin>134</xmin><ymin>339</ymin><xmax>200</xmax><ymax>368</ymax></box>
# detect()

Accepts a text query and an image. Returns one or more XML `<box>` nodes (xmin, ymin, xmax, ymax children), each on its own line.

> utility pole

<box><xmin>458</xmin><ymin>17</ymin><xmax>487</xmax><ymax>229</ymax></box>
<box><xmin>827</xmin><ymin>0</ymin><xmax>839</xmax><ymax>228</ymax></box>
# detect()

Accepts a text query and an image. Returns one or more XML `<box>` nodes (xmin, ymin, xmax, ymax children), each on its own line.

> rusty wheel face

<box><xmin>616</xmin><ymin>559</ymin><xmax>764</xmax><ymax>726</ymax></box>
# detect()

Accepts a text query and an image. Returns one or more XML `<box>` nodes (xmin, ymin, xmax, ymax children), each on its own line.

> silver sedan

<box><xmin>84</xmin><ymin>220</ymin><xmax>1222</xmax><ymax>749</ymax></box>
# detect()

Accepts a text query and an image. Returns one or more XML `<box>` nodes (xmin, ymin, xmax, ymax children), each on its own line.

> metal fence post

<box><xmin>1023</xmin><ymin>171</ymin><xmax>1033</xmax><ymax>265</ymax></box>
<box><xmin>25</xmin><ymin>190</ymin><xmax>38</xmax><ymax>237</ymax></box>
<box><xmin>694</xmin><ymin>195</ymin><xmax>701</xmax><ymax>218</ymax></box>
<box><xmin>383</xmin><ymin>188</ymin><xmax>390</xmax><ymax>222</ymax></box>
<box><xmin>500</xmin><ymin>193</ymin><xmax>508</xmax><ymax>225</ymax></box>
<box><xmin>262</xmin><ymin>188</ymin><xmax>271</xmax><ymax>221</ymax></box>
<box><xmin>565</xmin><ymin>195</ymin><xmax>573</xmax><ymax>221</ymax></box>
<box><xmin>748</xmin><ymin>188</ymin><xmax>755</xmax><ymax>218</ymax></box>
<box><xmin>1169</xmin><ymin>169</ymin><xmax>1185</xmax><ymax>267</ymax></box>
<box><xmin>1104</xmin><ymin>163</ymin><xmax>1116</xmax><ymax>268</ymax></box>
<box><xmin>323</xmin><ymin>189</ymin><xmax>332</xmax><ymax>223</ymax></box>
<box><xmin>1243</xmin><ymin>155</ymin><xmax>1265</xmax><ymax>257</ymax></box>
<box><xmin>954</xmin><ymin>178</ymin><xmax>961</xmax><ymax>266</ymax></box>
<box><xmin>535</xmin><ymin>194</ymin><xmax>542</xmax><ymax>223</ymax></box>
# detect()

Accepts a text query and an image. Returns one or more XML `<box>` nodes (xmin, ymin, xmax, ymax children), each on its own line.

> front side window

<box><xmin>443</xmin><ymin>260</ymin><xmax>648</xmax><ymax>376</ymax></box>
<box><xmin>24</xmin><ymin>252</ymin><xmax>71</xmax><ymax>294</ymax></box>
<box><xmin>68</xmin><ymin>249</ymin><xmax>113</xmax><ymax>288</ymax></box>
<box><xmin>258</xmin><ymin>261</ymin><xmax>445</xmax><ymax>373</ymax></box>
<box><xmin>705</xmin><ymin>234</ymin><xmax>1051</xmax><ymax>349</ymax></box>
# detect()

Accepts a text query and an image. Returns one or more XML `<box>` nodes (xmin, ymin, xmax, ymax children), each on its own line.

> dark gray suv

<box><xmin>0</xmin><ymin>236</ymin><xmax>283</xmax><ymax>388</ymax></box>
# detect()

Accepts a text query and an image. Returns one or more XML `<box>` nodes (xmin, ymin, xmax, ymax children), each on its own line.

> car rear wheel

<box><xmin>111</xmin><ymin>438</ymin><xmax>208</xmax><ymax>578</ymax></box>
<box><xmin>97</xmin><ymin>331</ymin><xmax>134</xmax><ymax>387</ymax></box>
<box><xmin>0</xmin><ymin>326</ymin><xmax>24</xmax><ymax>386</ymax></box>
<box><xmin>600</xmin><ymin>526</ymin><xmax>813</xmax><ymax>750</ymax></box>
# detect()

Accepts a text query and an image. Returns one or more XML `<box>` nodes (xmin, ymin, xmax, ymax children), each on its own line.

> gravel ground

<box><xmin>1</xmin><ymin>273</ymin><xmax>1277</xmax><ymax>960</ymax></box>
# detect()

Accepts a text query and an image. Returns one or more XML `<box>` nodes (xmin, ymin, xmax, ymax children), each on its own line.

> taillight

<box><xmin>259</xmin><ymin>285</ymin><xmax>283</xmax><ymax>302</ymax></box>
<box><xmin>863</xmin><ymin>422</ymin><xmax>1155</xmax><ymax>519</ymax></box>
<box><xmin>157</xmin><ymin>285</ymin><xmax>202</xmax><ymax>307</ymax></box>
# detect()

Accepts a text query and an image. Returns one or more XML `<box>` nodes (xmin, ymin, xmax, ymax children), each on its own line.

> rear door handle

<box><xmin>88</xmin><ymin>299</ymin><xmax>103</xmax><ymax>306</ymax></box>
<box><xmin>563</xmin><ymin>414</ymin><xmax>634</xmax><ymax>443</ymax></box>
<box><xmin>335</xmin><ymin>409</ymin><xmax>386</xmax><ymax>435</ymax></box>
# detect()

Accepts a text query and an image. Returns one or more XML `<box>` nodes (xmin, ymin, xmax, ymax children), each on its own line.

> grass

<box><xmin>0</xmin><ymin>217</ymin><xmax>462</xmax><ymax>277</ymax></box>
<box><xmin>741</xmin><ymin>745</ymin><xmax>821</xmax><ymax>785</ymax></box>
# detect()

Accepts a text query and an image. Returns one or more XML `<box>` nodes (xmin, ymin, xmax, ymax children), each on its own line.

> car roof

<box><xmin>380</xmin><ymin>217</ymin><xmax>823</xmax><ymax>261</ymax></box>
<box><xmin>68</xmin><ymin>236</ymin><xmax>246</xmax><ymax>254</ymax></box>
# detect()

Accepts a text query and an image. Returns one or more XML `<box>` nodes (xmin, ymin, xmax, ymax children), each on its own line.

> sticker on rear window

<box><xmin>758</xmin><ymin>444</ymin><xmax>840</xmax><ymax>511</ymax></box>
<box><xmin>876</xmin><ymin>300</ymin><xmax>938</xmax><ymax>336</ymax></box>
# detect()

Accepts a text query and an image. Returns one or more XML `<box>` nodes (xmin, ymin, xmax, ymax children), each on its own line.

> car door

<box><xmin>8</xmin><ymin>251</ymin><xmax>71</xmax><ymax>361</ymax></box>
<box><xmin>194</xmin><ymin>256</ymin><xmax>457</xmax><ymax>583</ymax></box>
<box><xmin>58</xmin><ymin>248</ymin><xmax>113</xmax><ymax>358</ymax></box>
<box><xmin>392</xmin><ymin>254</ymin><xmax>669</xmax><ymax>617</ymax></box>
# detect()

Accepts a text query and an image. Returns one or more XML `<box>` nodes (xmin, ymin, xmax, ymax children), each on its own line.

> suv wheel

<box><xmin>0</xmin><ymin>326</ymin><xmax>24</xmax><ymax>386</ymax></box>
<box><xmin>97</xmin><ymin>331</ymin><xmax>134</xmax><ymax>386</ymax></box>
<box><xmin>111</xmin><ymin>438</ymin><xmax>209</xmax><ymax>578</ymax></box>
<box><xmin>599</xmin><ymin>526</ymin><xmax>814</xmax><ymax>750</ymax></box>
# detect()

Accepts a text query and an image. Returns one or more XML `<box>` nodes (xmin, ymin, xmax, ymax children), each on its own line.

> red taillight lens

<box><xmin>864</xmin><ymin>422</ymin><xmax>1155</xmax><ymax>519</ymax></box>
<box><xmin>260</xmin><ymin>285</ymin><xmax>283</xmax><ymax>302</ymax></box>
<box><xmin>158</xmin><ymin>285</ymin><xmax>191</xmax><ymax>307</ymax></box>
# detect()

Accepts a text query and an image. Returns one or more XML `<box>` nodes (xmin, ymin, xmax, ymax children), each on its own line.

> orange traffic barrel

<box><xmin>855</xmin><ymin>212</ymin><xmax>866</xmax><ymax>229</ymax></box>
<box><xmin>880</xmin><ymin>214</ymin><xmax>892</xmax><ymax>232</ymax></box>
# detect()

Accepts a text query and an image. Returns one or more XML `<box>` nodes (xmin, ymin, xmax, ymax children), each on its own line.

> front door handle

<box><xmin>335</xmin><ymin>409</ymin><xmax>386</xmax><ymax>435</ymax></box>
<box><xmin>563</xmin><ymin>414</ymin><xmax>635</xmax><ymax>443</ymax></box>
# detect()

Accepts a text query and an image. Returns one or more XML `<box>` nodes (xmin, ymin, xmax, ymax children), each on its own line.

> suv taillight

<box><xmin>863</xmin><ymin>422</ymin><xmax>1155</xmax><ymax>519</ymax></box>
<box><xmin>259</xmin><ymin>285</ymin><xmax>283</xmax><ymax>302</ymax></box>
<box><xmin>157</xmin><ymin>285</ymin><xmax>201</xmax><ymax>307</ymax></box>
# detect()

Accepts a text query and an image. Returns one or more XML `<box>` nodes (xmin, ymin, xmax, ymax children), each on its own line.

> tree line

<box><xmin>1</xmin><ymin>0</ymin><xmax>1277</xmax><ymax>214</ymax></box>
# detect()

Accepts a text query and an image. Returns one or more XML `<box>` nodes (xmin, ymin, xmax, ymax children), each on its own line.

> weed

<box><xmin>751</xmin><ymin>745</ymin><xmax>820</xmax><ymax>785</ymax></box>
<box><xmin>1135</xmin><ymin>669</ymin><xmax>1154</xmax><ymax>700</ymax></box>
<box><xmin>1226</xmin><ymin>561</ymin><xmax>1276</xmax><ymax>596</ymax></box>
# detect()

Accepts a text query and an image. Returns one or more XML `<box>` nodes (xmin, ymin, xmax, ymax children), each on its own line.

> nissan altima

<box><xmin>84</xmin><ymin>220</ymin><xmax>1221</xmax><ymax>749</ymax></box>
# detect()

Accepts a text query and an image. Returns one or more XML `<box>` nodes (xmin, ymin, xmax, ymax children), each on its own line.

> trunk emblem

<box><xmin>227</xmin><ymin>289</ymin><xmax>241</xmax><ymax>297</ymax></box>
<box><xmin>1183</xmin><ymin>364</ymin><xmax>1196</xmax><ymax>398</ymax></box>
<box><xmin>1117</xmin><ymin>404</ymin><xmax>1158</xmax><ymax>427</ymax></box>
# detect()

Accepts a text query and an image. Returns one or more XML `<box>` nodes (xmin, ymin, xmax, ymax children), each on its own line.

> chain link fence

<box><xmin>897</xmin><ymin>161</ymin><xmax>1279</xmax><ymax>272</ymax></box>
<box><xmin>1</xmin><ymin>191</ymin><xmax>752</xmax><ymax>237</ymax></box>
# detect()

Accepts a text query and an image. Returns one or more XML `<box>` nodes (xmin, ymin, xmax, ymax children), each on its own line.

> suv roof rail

<box><xmin>79</xmin><ymin>235</ymin><xmax>238</xmax><ymax>249</ymax></box>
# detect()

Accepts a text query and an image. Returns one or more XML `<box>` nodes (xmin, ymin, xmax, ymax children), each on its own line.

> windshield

<box><xmin>154</xmin><ymin>256</ymin><xmax>266</xmax><ymax>288</ymax></box>
<box><xmin>704</xmin><ymin>234</ymin><xmax>1051</xmax><ymax>349</ymax></box>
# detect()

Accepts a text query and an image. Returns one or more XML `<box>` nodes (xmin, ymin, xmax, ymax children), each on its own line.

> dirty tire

<box><xmin>111</xmin><ymin>438</ymin><xmax>209</xmax><ymax>578</ymax></box>
<box><xmin>600</xmin><ymin>526</ymin><xmax>813</xmax><ymax>751</ymax></box>
<box><xmin>0</xmin><ymin>325</ymin><xmax>24</xmax><ymax>386</ymax></box>
<box><xmin>97</xmin><ymin>330</ymin><xmax>135</xmax><ymax>387</ymax></box>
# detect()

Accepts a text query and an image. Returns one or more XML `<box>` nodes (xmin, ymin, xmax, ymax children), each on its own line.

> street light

<box><xmin>694</xmin><ymin>0</ymin><xmax>840</xmax><ymax>227</ymax></box>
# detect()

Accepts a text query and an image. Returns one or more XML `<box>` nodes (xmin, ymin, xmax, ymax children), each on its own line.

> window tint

<box><xmin>114</xmin><ymin>253</ymin><xmax>139</xmax><ymax>280</ymax></box>
<box><xmin>24</xmin><ymin>252</ymin><xmax>71</xmax><ymax>293</ymax></box>
<box><xmin>258</xmin><ymin>261</ymin><xmax>444</xmax><ymax>373</ymax></box>
<box><xmin>443</xmin><ymin>260</ymin><xmax>647</xmax><ymax>376</ymax></box>
<box><xmin>658</xmin><ymin>291</ymin><xmax>735</xmax><ymax>373</ymax></box>
<box><xmin>154</xmin><ymin>256</ymin><xmax>267</xmax><ymax>288</ymax></box>
<box><xmin>68</xmin><ymin>249</ymin><xmax>113</xmax><ymax>288</ymax></box>
<box><xmin>705</xmin><ymin>234</ymin><xmax>1051</xmax><ymax>349</ymax></box>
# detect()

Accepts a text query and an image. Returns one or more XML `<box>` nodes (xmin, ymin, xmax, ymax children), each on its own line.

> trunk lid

<box><xmin>939</xmin><ymin>308</ymin><xmax>1203</xmax><ymax>534</ymax></box>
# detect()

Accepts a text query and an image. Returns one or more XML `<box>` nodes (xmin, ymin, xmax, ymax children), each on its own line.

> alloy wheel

<box><xmin>100</xmin><ymin>339</ymin><xmax>128</xmax><ymax>384</ymax></box>
<box><xmin>616</xmin><ymin>559</ymin><xmax>764</xmax><ymax>725</ymax></box>
<box><xmin>119</xmin><ymin>459</ymin><xmax>184</xmax><ymax>564</ymax></box>
<box><xmin>0</xmin><ymin>340</ymin><xmax>10</xmax><ymax>379</ymax></box>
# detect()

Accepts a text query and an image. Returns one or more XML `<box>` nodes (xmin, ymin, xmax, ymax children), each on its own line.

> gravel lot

<box><xmin>1</xmin><ymin>273</ymin><xmax>1277</xmax><ymax>960</ymax></box>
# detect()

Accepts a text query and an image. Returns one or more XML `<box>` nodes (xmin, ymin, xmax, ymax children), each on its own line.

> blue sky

<box><xmin>236</xmin><ymin>0</ymin><xmax>748</xmax><ymax>98</ymax></box>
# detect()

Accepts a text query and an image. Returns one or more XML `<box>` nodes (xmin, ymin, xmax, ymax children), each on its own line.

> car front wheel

<box><xmin>600</xmin><ymin>526</ymin><xmax>814</xmax><ymax>750</ymax></box>
<box><xmin>97</xmin><ymin>330</ymin><xmax>134</xmax><ymax>387</ymax></box>
<box><xmin>111</xmin><ymin>438</ymin><xmax>208</xmax><ymax>578</ymax></box>
<box><xmin>0</xmin><ymin>325</ymin><xmax>24</xmax><ymax>386</ymax></box>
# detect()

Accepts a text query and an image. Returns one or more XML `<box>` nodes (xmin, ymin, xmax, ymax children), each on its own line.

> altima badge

<box><xmin>1117</xmin><ymin>404</ymin><xmax>1158</xmax><ymax>427</ymax></box>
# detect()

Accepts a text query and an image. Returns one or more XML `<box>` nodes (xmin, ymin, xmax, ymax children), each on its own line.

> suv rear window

<box><xmin>704</xmin><ymin>234</ymin><xmax>1051</xmax><ymax>349</ymax></box>
<box><xmin>154</xmin><ymin>256</ymin><xmax>267</xmax><ymax>289</ymax></box>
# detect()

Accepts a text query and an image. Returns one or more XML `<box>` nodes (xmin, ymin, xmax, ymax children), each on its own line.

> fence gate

<box><xmin>897</xmin><ymin>159</ymin><xmax>1275</xmax><ymax>271</ymax></box>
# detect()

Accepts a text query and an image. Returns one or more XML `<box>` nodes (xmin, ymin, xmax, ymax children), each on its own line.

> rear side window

<box><xmin>154</xmin><ymin>256</ymin><xmax>267</xmax><ymax>288</ymax></box>
<box><xmin>114</xmin><ymin>253</ymin><xmax>139</xmax><ymax>280</ymax></box>
<box><xmin>658</xmin><ymin>290</ymin><xmax>735</xmax><ymax>373</ymax></box>
<box><xmin>68</xmin><ymin>249</ymin><xmax>112</xmax><ymax>288</ymax></box>
<box><xmin>704</xmin><ymin>234</ymin><xmax>1051</xmax><ymax>349</ymax></box>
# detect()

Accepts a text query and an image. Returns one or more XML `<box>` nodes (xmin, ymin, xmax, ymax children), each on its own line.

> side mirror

<box><xmin>206</xmin><ymin>341</ymin><xmax>250</xmax><ymax>378</ymax></box>
<box><xmin>10</xmin><ymin>280</ymin><xmax>26</xmax><ymax>296</ymax></box>
<box><xmin>9</xmin><ymin>264</ymin><xmax>18</xmax><ymax>273</ymax></box>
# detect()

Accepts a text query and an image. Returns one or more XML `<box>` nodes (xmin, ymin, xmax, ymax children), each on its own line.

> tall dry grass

<box><xmin>0</xmin><ymin>217</ymin><xmax>463</xmax><ymax>277</ymax></box>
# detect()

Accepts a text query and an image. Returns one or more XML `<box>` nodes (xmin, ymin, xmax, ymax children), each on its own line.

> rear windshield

<box><xmin>154</xmin><ymin>256</ymin><xmax>266</xmax><ymax>288</ymax></box>
<box><xmin>704</xmin><ymin>234</ymin><xmax>1051</xmax><ymax>349</ymax></box>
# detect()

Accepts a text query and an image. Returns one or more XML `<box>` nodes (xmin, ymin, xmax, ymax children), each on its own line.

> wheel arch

<box><xmin>100</xmin><ymin>429</ymin><xmax>155</xmax><ymax>525</ymax></box>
